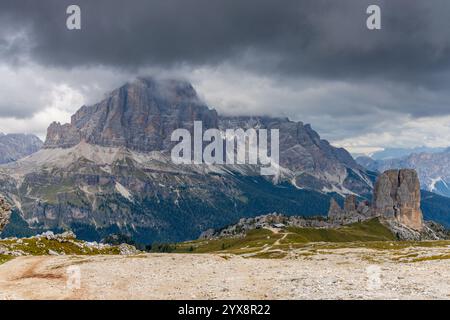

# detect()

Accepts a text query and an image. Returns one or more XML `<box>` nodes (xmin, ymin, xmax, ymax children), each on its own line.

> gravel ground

<box><xmin>0</xmin><ymin>246</ymin><xmax>449</xmax><ymax>300</ymax></box>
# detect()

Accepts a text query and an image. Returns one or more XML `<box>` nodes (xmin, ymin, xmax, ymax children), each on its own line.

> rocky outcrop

<box><xmin>383</xmin><ymin>219</ymin><xmax>448</xmax><ymax>241</ymax></box>
<box><xmin>326</xmin><ymin>169</ymin><xmax>446</xmax><ymax>239</ymax></box>
<box><xmin>344</xmin><ymin>195</ymin><xmax>358</xmax><ymax>213</ymax></box>
<box><xmin>0</xmin><ymin>231</ymin><xmax>140</xmax><ymax>257</ymax></box>
<box><xmin>373</xmin><ymin>169</ymin><xmax>424</xmax><ymax>231</ymax></box>
<box><xmin>0</xmin><ymin>195</ymin><xmax>11</xmax><ymax>232</ymax></box>
<box><xmin>327</xmin><ymin>169</ymin><xmax>425</xmax><ymax>229</ymax></box>
<box><xmin>0</xmin><ymin>133</ymin><xmax>42</xmax><ymax>164</ymax></box>
<box><xmin>327</xmin><ymin>195</ymin><xmax>373</xmax><ymax>224</ymax></box>
<box><xmin>328</xmin><ymin>169</ymin><xmax>425</xmax><ymax>231</ymax></box>
<box><xmin>199</xmin><ymin>213</ymin><xmax>332</xmax><ymax>239</ymax></box>
<box><xmin>357</xmin><ymin>200</ymin><xmax>371</xmax><ymax>215</ymax></box>
<box><xmin>44</xmin><ymin>123</ymin><xmax>81</xmax><ymax>149</ymax></box>
<box><xmin>327</xmin><ymin>198</ymin><xmax>343</xmax><ymax>218</ymax></box>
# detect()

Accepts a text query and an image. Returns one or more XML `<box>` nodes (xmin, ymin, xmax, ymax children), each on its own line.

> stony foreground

<box><xmin>0</xmin><ymin>244</ymin><xmax>449</xmax><ymax>300</ymax></box>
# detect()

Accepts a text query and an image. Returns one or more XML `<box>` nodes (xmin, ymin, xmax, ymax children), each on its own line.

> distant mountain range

<box><xmin>0</xmin><ymin>77</ymin><xmax>377</xmax><ymax>243</ymax></box>
<box><xmin>356</xmin><ymin>149</ymin><xmax>450</xmax><ymax>198</ymax></box>
<box><xmin>369</xmin><ymin>147</ymin><xmax>446</xmax><ymax>160</ymax></box>
<box><xmin>0</xmin><ymin>77</ymin><xmax>448</xmax><ymax>242</ymax></box>
<box><xmin>0</xmin><ymin>133</ymin><xmax>42</xmax><ymax>164</ymax></box>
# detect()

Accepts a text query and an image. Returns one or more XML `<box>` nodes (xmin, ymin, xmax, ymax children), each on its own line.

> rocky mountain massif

<box><xmin>368</xmin><ymin>146</ymin><xmax>446</xmax><ymax>161</ymax></box>
<box><xmin>0</xmin><ymin>77</ymin><xmax>448</xmax><ymax>243</ymax></box>
<box><xmin>0</xmin><ymin>77</ymin><xmax>376</xmax><ymax>243</ymax></box>
<box><xmin>356</xmin><ymin>149</ymin><xmax>450</xmax><ymax>198</ymax></box>
<box><xmin>0</xmin><ymin>133</ymin><xmax>43</xmax><ymax>164</ymax></box>
<box><xmin>43</xmin><ymin>77</ymin><xmax>373</xmax><ymax>195</ymax></box>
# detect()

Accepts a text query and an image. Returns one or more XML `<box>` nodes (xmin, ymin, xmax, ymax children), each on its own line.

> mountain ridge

<box><xmin>1</xmin><ymin>77</ymin><xmax>445</xmax><ymax>243</ymax></box>
<box><xmin>42</xmin><ymin>77</ymin><xmax>373</xmax><ymax>196</ymax></box>
<box><xmin>0</xmin><ymin>133</ymin><xmax>43</xmax><ymax>164</ymax></box>
<box><xmin>356</xmin><ymin>149</ymin><xmax>450</xmax><ymax>198</ymax></box>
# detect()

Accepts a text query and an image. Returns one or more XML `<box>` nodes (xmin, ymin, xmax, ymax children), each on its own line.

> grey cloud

<box><xmin>1</xmin><ymin>0</ymin><xmax>450</xmax><ymax>151</ymax></box>
<box><xmin>1</xmin><ymin>0</ymin><xmax>450</xmax><ymax>81</ymax></box>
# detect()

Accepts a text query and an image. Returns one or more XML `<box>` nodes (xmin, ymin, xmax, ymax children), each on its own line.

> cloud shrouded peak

<box><xmin>0</xmin><ymin>0</ymin><xmax>450</xmax><ymax>153</ymax></box>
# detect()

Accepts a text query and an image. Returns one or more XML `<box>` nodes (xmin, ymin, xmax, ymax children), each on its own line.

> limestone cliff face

<box><xmin>219</xmin><ymin>116</ymin><xmax>370</xmax><ymax>194</ymax></box>
<box><xmin>0</xmin><ymin>77</ymin><xmax>376</xmax><ymax>242</ymax></box>
<box><xmin>43</xmin><ymin>77</ymin><xmax>373</xmax><ymax>196</ymax></box>
<box><xmin>0</xmin><ymin>195</ymin><xmax>11</xmax><ymax>232</ymax></box>
<box><xmin>44</xmin><ymin>77</ymin><xmax>218</xmax><ymax>152</ymax></box>
<box><xmin>327</xmin><ymin>195</ymin><xmax>371</xmax><ymax>224</ymax></box>
<box><xmin>44</xmin><ymin>123</ymin><xmax>82</xmax><ymax>149</ymax></box>
<box><xmin>373</xmin><ymin>169</ymin><xmax>424</xmax><ymax>231</ymax></box>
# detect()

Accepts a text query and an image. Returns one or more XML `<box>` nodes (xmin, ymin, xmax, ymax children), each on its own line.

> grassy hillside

<box><xmin>286</xmin><ymin>218</ymin><xmax>396</xmax><ymax>242</ymax></box>
<box><xmin>151</xmin><ymin>218</ymin><xmax>397</xmax><ymax>256</ymax></box>
<box><xmin>0</xmin><ymin>234</ymin><xmax>130</xmax><ymax>265</ymax></box>
<box><xmin>2</xmin><ymin>175</ymin><xmax>341</xmax><ymax>244</ymax></box>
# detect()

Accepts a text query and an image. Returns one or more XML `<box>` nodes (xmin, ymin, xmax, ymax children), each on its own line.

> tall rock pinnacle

<box><xmin>372</xmin><ymin>169</ymin><xmax>424</xmax><ymax>231</ymax></box>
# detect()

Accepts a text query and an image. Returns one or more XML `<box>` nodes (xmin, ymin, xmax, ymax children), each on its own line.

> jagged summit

<box><xmin>0</xmin><ymin>77</ymin><xmax>377</xmax><ymax>242</ymax></box>
<box><xmin>42</xmin><ymin>76</ymin><xmax>372</xmax><ymax>195</ymax></box>
<box><xmin>44</xmin><ymin>77</ymin><xmax>218</xmax><ymax>152</ymax></box>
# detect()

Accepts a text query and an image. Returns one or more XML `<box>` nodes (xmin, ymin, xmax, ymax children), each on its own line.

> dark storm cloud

<box><xmin>1</xmin><ymin>0</ymin><xmax>450</xmax><ymax>148</ymax></box>
<box><xmin>2</xmin><ymin>0</ymin><xmax>450</xmax><ymax>81</ymax></box>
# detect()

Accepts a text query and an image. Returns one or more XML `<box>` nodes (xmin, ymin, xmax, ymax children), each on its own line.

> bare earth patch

<box><xmin>0</xmin><ymin>246</ymin><xmax>449</xmax><ymax>300</ymax></box>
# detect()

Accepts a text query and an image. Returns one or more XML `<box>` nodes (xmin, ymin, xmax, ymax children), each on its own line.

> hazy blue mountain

<box><xmin>421</xmin><ymin>190</ymin><xmax>450</xmax><ymax>228</ymax></box>
<box><xmin>0</xmin><ymin>133</ymin><xmax>43</xmax><ymax>164</ymax></box>
<box><xmin>370</xmin><ymin>146</ymin><xmax>446</xmax><ymax>160</ymax></box>
<box><xmin>356</xmin><ymin>149</ymin><xmax>450</xmax><ymax>198</ymax></box>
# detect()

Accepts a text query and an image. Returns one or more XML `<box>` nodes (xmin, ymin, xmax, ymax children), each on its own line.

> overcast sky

<box><xmin>1</xmin><ymin>0</ymin><xmax>450</xmax><ymax>154</ymax></box>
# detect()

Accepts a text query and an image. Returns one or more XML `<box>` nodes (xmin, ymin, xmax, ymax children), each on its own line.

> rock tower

<box><xmin>372</xmin><ymin>169</ymin><xmax>423</xmax><ymax>231</ymax></box>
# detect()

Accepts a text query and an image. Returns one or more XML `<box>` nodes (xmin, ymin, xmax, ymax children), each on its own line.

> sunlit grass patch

<box><xmin>0</xmin><ymin>254</ymin><xmax>13</xmax><ymax>265</ymax></box>
<box><xmin>0</xmin><ymin>237</ymin><xmax>122</xmax><ymax>258</ymax></box>
<box><xmin>285</xmin><ymin>218</ymin><xmax>396</xmax><ymax>243</ymax></box>
<box><xmin>251</xmin><ymin>251</ymin><xmax>288</xmax><ymax>259</ymax></box>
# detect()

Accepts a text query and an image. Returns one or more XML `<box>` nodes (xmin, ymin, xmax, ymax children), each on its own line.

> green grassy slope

<box><xmin>0</xmin><ymin>236</ymin><xmax>124</xmax><ymax>265</ymax></box>
<box><xmin>152</xmin><ymin>218</ymin><xmax>397</xmax><ymax>255</ymax></box>
<box><xmin>285</xmin><ymin>218</ymin><xmax>396</xmax><ymax>243</ymax></box>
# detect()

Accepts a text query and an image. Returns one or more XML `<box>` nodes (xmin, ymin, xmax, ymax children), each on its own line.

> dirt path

<box><xmin>273</xmin><ymin>233</ymin><xmax>288</xmax><ymax>246</ymax></box>
<box><xmin>242</xmin><ymin>232</ymin><xmax>290</xmax><ymax>258</ymax></box>
<box><xmin>0</xmin><ymin>247</ymin><xmax>449</xmax><ymax>300</ymax></box>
